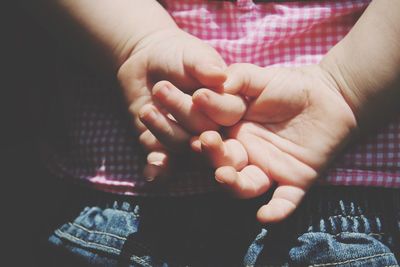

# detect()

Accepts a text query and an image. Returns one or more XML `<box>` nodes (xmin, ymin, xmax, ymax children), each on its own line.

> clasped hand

<box><xmin>117</xmin><ymin>28</ymin><xmax>357</xmax><ymax>223</ymax></box>
<box><xmin>142</xmin><ymin>63</ymin><xmax>357</xmax><ymax>223</ymax></box>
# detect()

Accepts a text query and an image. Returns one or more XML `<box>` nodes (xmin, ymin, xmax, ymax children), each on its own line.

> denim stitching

<box><xmin>245</xmin><ymin>265</ymin><xmax>284</xmax><ymax>267</ymax></box>
<box><xmin>69</xmin><ymin>222</ymin><xmax>152</xmax><ymax>254</ymax></box>
<box><xmin>329</xmin><ymin>232</ymin><xmax>386</xmax><ymax>238</ymax></box>
<box><xmin>310</xmin><ymin>252</ymin><xmax>396</xmax><ymax>267</ymax></box>
<box><xmin>368</xmin><ymin>233</ymin><xmax>385</xmax><ymax>238</ymax></box>
<box><xmin>129</xmin><ymin>254</ymin><xmax>153</xmax><ymax>267</ymax></box>
<box><xmin>69</xmin><ymin>222</ymin><xmax>127</xmax><ymax>241</ymax></box>
<box><xmin>54</xmin><ymin>229</ymin><xmax>121</xmax><ymax>255</ymax></box>
<box><xmin>54</xmin><ymin>230</ymin><xmax>153</xmax><ymax>267</ymax></box>
<box><xmin>327</xmin><ymin>214</ymin><xmax>369</xmax><ymax>220</ymax></box>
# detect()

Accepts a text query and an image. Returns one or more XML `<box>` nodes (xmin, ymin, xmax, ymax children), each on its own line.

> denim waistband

<box><xmin>49</xmin><ymin>180</ymin><xmax>400</xmax><ymax>265</ymax></box>
<box><xmin>257</xmin><ymin>186</ymin><xmax>400</xmax><ymax>262</ymax></box>
<box><xmin>58</xmin><ymin>180</ymin><xmax>400</xmax><ymax>220</ymax></box>
<box><xmin>290</xmin><ymin>186</ymin><xmax>400</xmax><ymax>232</ymax></box>
<box><xmin>59</xmin><ymin>181</ymin><xmax>400</xmax><ymax>237</ymax></box>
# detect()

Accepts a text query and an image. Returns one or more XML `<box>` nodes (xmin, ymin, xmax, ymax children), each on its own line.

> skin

<box><xmin>147</xmin><ymin>0</ymin><xmax>400</xmax><ymax>223</ymax></box>
<box><xmin>36</xmin><ymin>0</ymin><xmax>400</xmax><ymax>223</ymax></box>
<box><xmin>155</xmin><ymin>64</ymin><xmax>357</xmax><ymax>223</ymax></box>
<box><xmin>118</xmin><ymin>28</ymin><xmax>228</xmax><ymax>178</ymax></box>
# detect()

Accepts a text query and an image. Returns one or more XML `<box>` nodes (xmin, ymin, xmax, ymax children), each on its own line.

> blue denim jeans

<box><xmin>45</xmin><ymin>185</ymin><xmax>399</xmax><ymax>266</ymax></box>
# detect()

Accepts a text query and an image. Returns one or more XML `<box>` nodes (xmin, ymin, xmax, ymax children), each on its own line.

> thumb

<box><xmin>257</xmin><ymin>185</ymin><xmax>306</xmax><ymax>224</ymax></box>
<box><xmin>185</xmin><ymin>44</ymin><xmax>227</xmax><ymax>88</ymax></box>
<box><xmin>192</xmin><ymin>88</ymin><xmax>247</xmax><ymax>126</ymax></box>
<box><xmin>223</xmin><ymin>64</ymin><xmax>273</xmax><ymax>96</ymax></box>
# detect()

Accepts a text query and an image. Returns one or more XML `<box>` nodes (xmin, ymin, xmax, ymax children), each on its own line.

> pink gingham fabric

<box><xmin>43</xmin><ymin>0</ymin><xmax>400</xmax><ymax>196</ymax></box>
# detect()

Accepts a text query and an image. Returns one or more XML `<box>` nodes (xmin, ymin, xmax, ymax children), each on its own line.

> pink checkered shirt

<box><xmin>43</xmin><ymin>0</ymin><xmax>400</xmax><ymax>196</ymax></box>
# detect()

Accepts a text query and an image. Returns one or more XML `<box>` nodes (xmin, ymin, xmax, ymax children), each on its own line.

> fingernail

<box><xmin>139</xmin><ymin>106</ymin><xmax>157</xmax><ymax>121</ymax></box>
<box><xmin>193</xmin><ymin>89</ymin><xmax>212</xmax><ymax>105</ymax></box>
<box><xmin>150</xmin><ymin>161</ymin><xmax>163</xmax><ymax>167</ymax></box>
<box><xmin>143</xmin><ymin>164</ymin><xmax>159</xmax><ymax>182</ymax></box>
<box><xmin>190</xmin><ymin>139</ymin><xmax>202</xmax><ymax>152</ymax></box>
<box><xmin>155</xmin><ymin>85</ymin><xmax>170</xmax><ymax>97</ymax></box>
<box><xmin>143</xmin><ymin>109</ymin><xmax>157</xmax><ymax>121</ymax></box>
<box><xmin>215</xmin><ymin>175</ymin><xmax>225</xmax><ymax>184</ymax></box>
<box><xmin>195</xmin><ymin>91</ymin><xmax>209</xmax><ymax>104</ymax></box>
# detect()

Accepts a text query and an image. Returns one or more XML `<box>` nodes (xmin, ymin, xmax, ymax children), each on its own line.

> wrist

<box><xmin>320</xmin><ymin>0</ymin><xmax>400</xmax><ymax>131</ymax></box>
<box><xmin>317</xmin><ymin>59</ymin><xmax>360</xmax><ymax>140</ymax></box>
<box><xmin>319</xmin><ymin>50</ymin><xmax>363</xmax><ymax>127</ymax></box>
<box><xmin>101</xmin><ymin>0</ymin><xmax>178</xmax><ymax>69</ymax></box>
<box><xmin>116</xmin><ymin>24</ymin><xmax>179</xmax><ymax>69</ymax></box>
<box><xmin>319</xmin><ymin>47</ymin><xmax>400</xmax><ymax>132</ymax></box>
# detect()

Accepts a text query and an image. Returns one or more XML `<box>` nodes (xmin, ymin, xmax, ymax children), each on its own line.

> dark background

<box><xmin>2</xmin><ymin>2</ymin><xmax>58</xmax><ymax>265</ymax></box>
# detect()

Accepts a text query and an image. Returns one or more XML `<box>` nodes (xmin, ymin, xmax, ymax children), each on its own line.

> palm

<box><xmin>234</xmin><ymin>66</ymin><xmax>355</xmax><ymax>184</ymax></box>
<box><xmin>213</xmin><ymin>65</ymin><xmax>357</xmax><ymax>222</ymax></box>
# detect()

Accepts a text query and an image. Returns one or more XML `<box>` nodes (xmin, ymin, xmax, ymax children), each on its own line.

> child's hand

<box><xmin>117</xmin><ymin>28</ymin><xmax>227</xmax><ymax>178</ymax></box>
<box><xmin>192</xmin><ymin>63</ymin><xmax>358</xmax><ymax>223</ymax></box>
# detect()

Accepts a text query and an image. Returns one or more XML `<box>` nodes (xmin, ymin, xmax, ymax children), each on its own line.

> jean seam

<box><xmin>128</xmin><ymin>254</ymin><xmax>153</xmax><ymax>267</ymax></box>
<box><xmin>328</xmin><ymin>232</ymin><xmax>386</xmax><ymax>238</ymax></box>
<box><xmin>69</xmin><ymin>222</ymin><xmax>127</xmax><ymax>241</ymax></box>
<box><xmin>309</xmin><ymin>252</ymin><xmax>396</xmax><ymax>267</ymax></box>
<box><xmin>54</xmin><ymin>229</ymin><xmax>121</xmax><ymax>255</ymax></box>
<box><xmin>64</xmin><ymin>223</ymin><xmax>153</xmax><ymax>254</ymax></box>
<box><xmin>327</xmin><ymin>214</ymin><xmax>375</xmax><ymax>220</ymax></box>
<box><xmin>54</xmin><ymin>230</ymin><xmax>153</xmax><ymax>267</ymax></box>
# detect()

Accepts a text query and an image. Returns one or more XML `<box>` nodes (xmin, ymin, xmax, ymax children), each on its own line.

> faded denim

<box><xmin>47</xmin><ymin>186</ymin><xmax>399</xmax><ymax>266</ymax></box>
